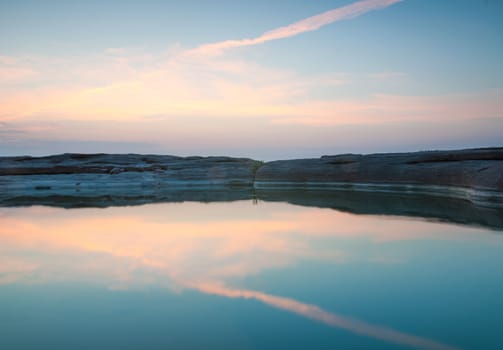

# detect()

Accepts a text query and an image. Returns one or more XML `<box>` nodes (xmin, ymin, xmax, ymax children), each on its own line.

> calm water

<box><xmin>1</xmin><ymin>200</ymin><xmax>502</xmax><ymax>350</ymax></box>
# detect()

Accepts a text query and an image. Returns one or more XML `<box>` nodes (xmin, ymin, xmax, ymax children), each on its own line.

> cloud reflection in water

<box><xmin>1</xmin><ymin>201</ymin><xmax>489</xmax><ymax>349</ymax></box>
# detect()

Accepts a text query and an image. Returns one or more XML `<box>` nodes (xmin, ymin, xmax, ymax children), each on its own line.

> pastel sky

<box><xmin>1</xmin><ymin>0</ymin><xmax>502</xmax><ymax>159</ymax></box>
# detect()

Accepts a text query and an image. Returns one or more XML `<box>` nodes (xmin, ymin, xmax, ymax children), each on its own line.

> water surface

<box><xmin>1</xmin><ymin>200</ymin><xmax>502</xmax><ymax>350</ymax></box>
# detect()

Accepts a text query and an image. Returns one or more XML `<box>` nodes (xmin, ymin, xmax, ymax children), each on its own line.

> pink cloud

<box><xmin>0</xmin><ymin>67</ymin><xmax>37</xmax><ymax>82</ymax></box>
<box><xmin>270</xmin><ymin>90</ymin><xmax>503</xmax><ymax>126</ymax></box>
<box><xmin>0</xmin><ymin>202</ymin><xmax>488</xmax><ymax>349</ymax></box>
<box><xmin>1</xmin><ymin>0</ymin><xmax>501</xmax><ymax>153</ymax></box>
<box><xmin>191</xmin><ymin>0</ymin><xmax>403</xmax><ymax>55</ymax></box>
<box><xmin>194</xmin><ymin>282</ymin><xmax>458</xmax><ymax>350</ymax></box>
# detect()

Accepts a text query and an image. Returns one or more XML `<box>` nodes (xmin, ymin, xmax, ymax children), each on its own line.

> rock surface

<box><xmin>255</xmin><ymin>148</ymin><xmax>503</xmax><ymax>206</ymax></box>
<box><xmin>1</xmin><ymin>148</ymin><xmax>503</xmax><ymax>209</ymax></box>
<box><xmin>0</xmin><ymin>153</ymin><xmax>259</xmax><ymax>212</ymax></box>
<box><xmin>0</xmin><ymin>153</ymin><xmax>256</xmax><ymax>180</ymax></box>
<box><xmin>1</xmin><ymin>149</ymin><xmax>503</xmax><ymax>230</ymax></box>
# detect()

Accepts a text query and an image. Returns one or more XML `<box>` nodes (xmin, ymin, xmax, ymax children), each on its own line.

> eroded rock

<box><xmin>1</xmin><ymin>148</ymin><xmax>503</xmax><ymax>208</ymax></box>
<box><xmin>255</xmin><ymin>148</ymin><xmax>503</xmax><ymax>206</ymax></box>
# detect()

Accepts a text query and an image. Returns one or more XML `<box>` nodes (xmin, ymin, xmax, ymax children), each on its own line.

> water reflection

<box><xmin>0</xmin><ymin>201</ymin><xmax>500</xmax><ymax>349</ymax></box>
<box><xmin>3</xmin><ymin>188</ymin><xmax>503</xmax><ymax>230</ymax></box>
<box><xmin>193</xmin><ymin>282</ymin><xmax>457</xmax><ymax>350</ymax></box>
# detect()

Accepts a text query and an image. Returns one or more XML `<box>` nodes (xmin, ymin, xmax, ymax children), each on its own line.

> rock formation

<box><xmin>255</xmin><ymin>148</ymin><xmax>503</xmax><ymax>206</ymax></box>
<box><xmin>1</xmin><ymin>148</ymin><xmax>502</xmax><ymax>227</ymax></box>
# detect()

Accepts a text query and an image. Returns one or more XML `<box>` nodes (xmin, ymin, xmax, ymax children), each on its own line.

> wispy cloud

<box><xmin>2</xmin><ymin>0</ymin><xmax>500</xmax><ymax>155</ymax></box>
<box><xmin>0</xmin><ymin>67</ymin><xmax>38</xmax><ymax>82</ymax></box>
<box><xmin>191</xmin><ymin>0</ymin><xmax>403</xmax><ymax>55</ymax></box>
<box><xmin>194</xmin><ymin>282</ymin><xmax>458</xmax><ymax>350</ymax></box>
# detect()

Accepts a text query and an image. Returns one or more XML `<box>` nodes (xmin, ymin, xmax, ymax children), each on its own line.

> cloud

<box><xmin>270</xmin><ymin>90</ymin><xmax>503</xmax><ymax>126</ymax></box>
<box><xmin>191</xmin><ymin>0</ymin><xmax>403</xmax><ymax>55</ymax></box>
<box><xmin>0</xmin><ymin>67</ymin><xmax>38</xmax><ymax>82</ymax></box>
<box><xmin>0</xmin><ymin>56</ymin><xmax>40</xmax><ymax>84</ymax></box>
<box><xmin>0</xmin><ymin>257</ymin><xmax>38</xmax><ymax>285</ymax></box>
<box><xmin>0</xmin><ymin>202</ymin><xmax>489</xmax><ymax>347</ymax></box>
<box><xmin>194</xmin><ymin>282</ymin><xmax>458</xmax><ymax>350</ymax></box>
<box><xmin>0</xmin><ymin>204</ymin><xmax>490</xmax><ymax>286</ymax></box>
<box><xmin>0</xmin><ymin>51</ymin><xmax>349</xmax><ymax>123</ymax></box>
<box><xmin>1</xmin><ymin>0</ymin><xmax>501</xmax><ymax>156</ymax></box>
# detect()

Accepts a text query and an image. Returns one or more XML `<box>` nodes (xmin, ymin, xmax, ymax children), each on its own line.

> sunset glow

<box><xmin>1</xmin><ymin>0</ymin><xmax>502</xmax><ymax>157</ymax></box>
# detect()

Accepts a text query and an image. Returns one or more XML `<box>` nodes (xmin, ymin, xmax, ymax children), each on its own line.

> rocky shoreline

<box><xmin>1</xmin><ymin>147</ymin><xmax>502</xmax><ymax>209</ymax></box>
<box><xmin>255</xmin><ymin>148</ymin><xmax>503</xmax><ymax>207</ymax></box>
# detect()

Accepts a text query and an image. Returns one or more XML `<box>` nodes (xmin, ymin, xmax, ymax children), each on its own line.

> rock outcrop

<box><xmin>1</xmin><ymin>148</ymin><xmax>502</xmax><ymax>209</ymax></box>
<box><xmin>0</xmin><ymin>153</ymin><xmax>256</xmax><ymax>180</ymax></box>
<box><xmin>255</xmin><ymin>148</ymin><xmax>503</xmax><ymax>207</ymax></box>
<box><xmin>1</xmin><ymin>149</ymin><xmax>503</xmax><ymax>230</ymax></box>
<box><xmin>0</xmin><ymin>153</ymin><xmax>257</xmax><ymax>204</ymax></box>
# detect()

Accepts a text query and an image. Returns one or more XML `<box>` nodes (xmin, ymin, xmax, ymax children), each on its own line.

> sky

<box><xmin>1</xmin><ymin>0</ymin><xmax>502</xmax><ymax>159</ymax></box>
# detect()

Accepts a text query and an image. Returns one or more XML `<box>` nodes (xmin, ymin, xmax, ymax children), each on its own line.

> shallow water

<box><xmin>1</xmin><ymin>200</ymin><xmax>502</xmax><ymax>350</ymax></box>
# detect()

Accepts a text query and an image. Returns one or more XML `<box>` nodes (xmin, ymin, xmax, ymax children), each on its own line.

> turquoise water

<box><xmin>1</xmin><ymin>200</ymin><xmax>502</xmax><ymax>350</ymax></box>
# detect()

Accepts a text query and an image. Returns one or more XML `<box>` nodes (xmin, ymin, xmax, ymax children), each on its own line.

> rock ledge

<box><xmin>1</xmin><ymin>148</ymin><xmax>502</xmax><ymax>208</ymax></box>
<box><xmin>255</xmin><ymin>148</ymin><xmax>503</xmax><ymax>207</ymax></box>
